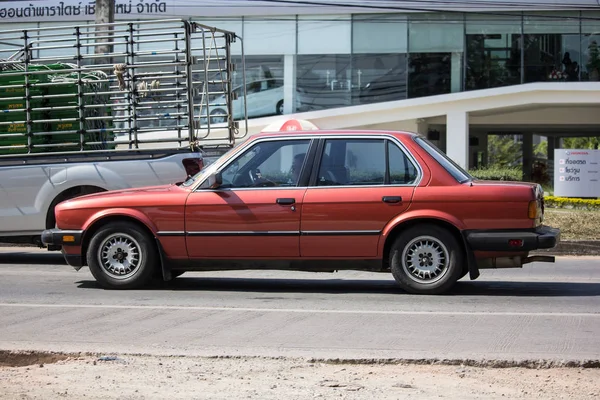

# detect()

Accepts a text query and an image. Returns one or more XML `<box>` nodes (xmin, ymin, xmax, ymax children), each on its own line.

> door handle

<box><xmin>382</xmin><ymin>196</ymin><xmax>402</xmax><ymax>203</ymax></box>
<box><xmin>276</xmin><ymin>198</ymin><xmax>296</xmax><ymax>205</ymax></box>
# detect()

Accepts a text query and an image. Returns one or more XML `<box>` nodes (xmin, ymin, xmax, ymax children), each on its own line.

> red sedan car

<box><xmin>42</xmin><ymin>130</ymin><xmax>560</xmax><ymax>295</ymax></box>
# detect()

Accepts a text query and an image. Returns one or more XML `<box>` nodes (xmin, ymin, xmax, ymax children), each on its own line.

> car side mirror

<box><xmin>207</xmin><ymin>171</ymin><xmax>222</xmax><ymax>189</ymax></box>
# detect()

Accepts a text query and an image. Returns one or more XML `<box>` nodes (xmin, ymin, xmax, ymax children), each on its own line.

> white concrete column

<box><xmin>446</xmin><ymin>111</ymin><xmax>469</xmax><ymax>169</ymax></box>
<box><xmin>283</xmin><ymin>55</ymin><xmax>296</xmax><ymax>114</ymax></box>
<box><xmin>451</xmin><ymin>52</ymin><xmax>462</xmax><ymax>93</ymax></box>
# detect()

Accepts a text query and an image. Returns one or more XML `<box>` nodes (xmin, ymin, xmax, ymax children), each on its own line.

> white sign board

<box><xmin>554</xmin><ymin>149</ymin><xmax>600</xmax><ymax>198</ymax></box>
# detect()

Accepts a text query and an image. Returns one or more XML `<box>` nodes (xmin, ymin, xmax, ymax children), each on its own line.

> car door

<box><xmin>300</xmin><ymin>136</ymin><xmax>420</xmax><ymax>258</ymax></box>
<box><xmin>185</xmin><ymin>137</ymin><xmax>314</xmax><ymax>258</ymax></box>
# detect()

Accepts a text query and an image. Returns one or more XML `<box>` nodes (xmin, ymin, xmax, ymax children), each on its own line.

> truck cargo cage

<box><xmin>0</xmin><ymin>18</ymin><xmax>247</xmax><ymax>158</ymax></box>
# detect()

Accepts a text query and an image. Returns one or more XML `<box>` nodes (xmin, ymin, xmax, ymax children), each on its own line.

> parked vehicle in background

<box><xmin>205</xmin><ymin>78</ymin><xmax>284</xmax><ymax>123</ymax></box>
<box><xmin>0</xmin><ymin>19</ymin><xmax>245</xmax><ymax>247</ymax></box>
<box><xmin>43</xmin><ymin>129</ymin><xmax>559</xmax><ymax>295</ymax></box>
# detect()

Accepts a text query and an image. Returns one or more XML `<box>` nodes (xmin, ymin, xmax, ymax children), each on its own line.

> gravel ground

<box><xmin>1</xmin><ymin>353</ymin><xmax>599</xmax><ymax>400</ymax></box>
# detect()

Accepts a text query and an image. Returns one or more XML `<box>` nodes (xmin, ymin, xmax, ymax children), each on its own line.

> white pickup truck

<box><xmin>0</xmin><ymin>19</ymin><xmax>245</xmax><ymax>247</ymax></box>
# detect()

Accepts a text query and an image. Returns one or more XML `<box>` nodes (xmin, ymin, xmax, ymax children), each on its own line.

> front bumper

<box><xmin>464</xmin><ymin>225</ymin><xmax>560</xmax><ymax>252</ymax></box>
<box><xmin>41</xmin><ymin>228</ymin><xmax>83</xmax><ymax>247</ymax></box>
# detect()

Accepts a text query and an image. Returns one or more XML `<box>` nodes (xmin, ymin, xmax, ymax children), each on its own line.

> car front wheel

<box><xmin>389</xmin><ymin>224</ymin><xmax>463</xmax><ymax>295</ymax></box>
<box><xmin>87</xmin><ymin>222</ymin><xmax>158</xmax><ymax>289</ymax></box>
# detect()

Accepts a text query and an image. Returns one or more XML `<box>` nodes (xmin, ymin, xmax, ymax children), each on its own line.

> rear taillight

<box><xmin>182</xmin><ymin>158</ymin><xmax>203</xmax><ymax>177</ymax></box>
<box><xmin>528</xmin><ymin>200</ymin><xmax>538</xmax><ymax>219</ymax></box>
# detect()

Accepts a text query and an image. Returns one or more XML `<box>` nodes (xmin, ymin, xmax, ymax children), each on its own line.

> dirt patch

<box><xmin>1</xmin><ymin>353</ymin><xmax>599</xmax><ymax>399</ymax></box>
<box><xmin>544</xmin><ymin>208</ymin><xmax>600</xmax><ymax>241</ymax></box>
<box><xmin>0</xmin><ymin>350</ymin><xmax>73</xmax><ymax>367</ymax></box>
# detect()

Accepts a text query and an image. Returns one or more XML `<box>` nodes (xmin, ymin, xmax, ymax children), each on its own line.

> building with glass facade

<box><xmin>2</xmin><ymin>0</ymin><xmax>600</xmax><ymax>180</ymax></box>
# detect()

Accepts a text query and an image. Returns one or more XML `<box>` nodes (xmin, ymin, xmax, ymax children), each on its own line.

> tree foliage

<box><xmin>487</xmin><ymin>134</ymin><xmax>522</xmax><ymax>167</ymax></box>
<box><xmin>562</xmin><ymin>137</ymin><xmax>600</xmax><ymax>150</ymax></box>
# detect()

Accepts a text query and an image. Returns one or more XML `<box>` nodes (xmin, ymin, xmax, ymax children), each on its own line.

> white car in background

<box><xmin>205</xmin><ymin>78</ymin><xmax>284</xmax><ymax>123</ymax></box>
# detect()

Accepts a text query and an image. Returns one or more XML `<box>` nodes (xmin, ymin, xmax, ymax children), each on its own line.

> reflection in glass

<box><xmin>465</xmin><ymin>14</ymin><xmax>522</xmax><ymax>90</ymax></box>
<box><xmin>296</xmin><ymin>54</ymin><xmax>351</xmax><ymax>112</ymax></box>
<box><xmin>408</xmin><ymin>53</ymin><xmax>451</xmax><ymax>98</ymax></box>
<box><xmin>352</xmin><ymin>54</ymin><xmax>407</xmax><ymax>105</ymax></box>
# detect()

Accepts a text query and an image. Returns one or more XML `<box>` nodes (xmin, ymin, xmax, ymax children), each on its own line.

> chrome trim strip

<box><xmin>301</xmin><ymin>230</ymin><xmax>381</xmax><ymax>236</ymax></box>
<box><xmin>186</xmin><ymin>230</ymin><xmax>299</xmax><ymax>237</ymax></box>
<box><xmin>157</xmin><ymin>231</ymin><xmax>186</xmax><ymax>236</ymax></box>
<box><xmin>182</xmin><ymin>230</ymin><xmax>382</xmax><ymax>237</ymax></box>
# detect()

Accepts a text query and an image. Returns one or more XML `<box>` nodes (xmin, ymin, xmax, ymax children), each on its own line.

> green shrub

<box><xmin>544</xmin><ymin>196</ymin><xmax>600</xmax><ymax>211</ymax></box>
<box><xmin>469</xmin><ymin>166</ymin><xmax>523</xmax><ymax>181</ymax></box>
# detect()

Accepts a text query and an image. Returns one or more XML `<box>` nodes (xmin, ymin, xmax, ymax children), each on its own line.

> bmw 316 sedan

<box><xmin>42</xmin><ymin>129</ymin><xmax>560</xmax><ymax>295</ymax></box>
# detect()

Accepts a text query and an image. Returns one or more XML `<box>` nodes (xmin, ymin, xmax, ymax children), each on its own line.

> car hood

<box><xmin>58</xmin><ymin>183</ymin><xmax>186</xmax><ymax>210</ymax></box>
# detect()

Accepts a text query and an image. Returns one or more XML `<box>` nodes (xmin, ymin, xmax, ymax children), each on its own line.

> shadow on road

<box><xmin>451</xmin><ymin>280</ymin><xmax>600</xmax><ymax>297</ymax></box>
<box><xmin>76</xmin><ymin>276</ymin><xmax>600</xmax><ymax>297</ymax></box>
<box><xmin>0</xmin><ymin>252</ymin><xmax>66</xmax><ymax>265</ymax></box>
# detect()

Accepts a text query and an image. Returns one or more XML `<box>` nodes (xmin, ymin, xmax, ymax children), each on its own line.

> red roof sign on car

<box><xmin>262</xmin><ymin>119</ymin><xmax>319</xmax><ymax>132</ymax></box>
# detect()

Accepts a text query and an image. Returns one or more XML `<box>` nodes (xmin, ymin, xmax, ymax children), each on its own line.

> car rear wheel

<box><xmin>87</xmin><ymin>222</ymin><xmax>158</xmax><ymax>289</ymax></box>
<box><xmin>389</xmin><ymin>224</ymin><xmax>463</xmax><ymax>294</ymax></box>
<box><xmin>276</xmin><ymin>100</ymin><xmax>284</xmax><ymax>115</ymax></box>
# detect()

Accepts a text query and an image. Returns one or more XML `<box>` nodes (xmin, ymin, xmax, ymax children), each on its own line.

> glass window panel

<box><xmin>408</xmin><ymin>53</ymin><xmax>452</xmax><ymax>98</ymax></box>
<box><xmin>524</xmin><ymin>11</ymin><xmax>580</xmax><ymax>34</ymax></box>
<box><xmin>388</xmin><ymin>141</ymin><xmax>418</xmax><ymax>185</ymax></box>
<box><xmin>466</xmin><ymin>14</ymin><xmax>522</xmax><ymax>34</ymax></box>
<box><xmin>298</xmin><ymin>15</ymin><xmax>351</xmax><ymax>55</ymax></box>
<box><xmin>352</xmin><ymin>14</ymin><xmax>408</xmax><ymax>54</ymax></box>
<box><xmin>220</xmin><ymin>139</ymin><xmax>310</xmax><ymax>188</ymax></box>
<box><xmin>244</xmin><ymin>17</ymin><xmax>296</xmax><ymax>55</ymax></box>
<box><xmin>317</xmin><ymin>139</ymin><xmax>385</xmax><ymax>186</ymax></box>
<box><xmin>582</xmin><ymin>11</ymin><xmax>600</xmax><ymax>34</ymax></box>
<box><xmin>523</xmin><ymin>12</ymin><xmax>581</xmax><ymax>82</ymax></box>
<box><xmin>409</xmin><ymin>13</ymin><xmax>464</xmax><ymax>53</ymax></box>
<box><xmin>582</xmin><ymin>12</ymin><xmax>600</xmax><ymax>81</ymax></box>
<box><xmin>351</xmin><ymin>53</ymin><xmax>407</xmax><ymax>105</ymax></box>
<box><xmin>582</xmin><ymin>34</ymin><xmax>600</xmax><ymax>81</ymax></box>
<box><xmin>465</xmin><ymin>14</ymin><xmax>522</xmax><ymax>90</ymax></box>
<box><xmin>296</xmin><ymin>54</ymin><xmax>351</xmax><ymax>112</ymax></box>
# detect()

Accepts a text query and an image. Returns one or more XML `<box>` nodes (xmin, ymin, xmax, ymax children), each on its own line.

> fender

<box><xmin>82</xmin><ymin>208</ymin><xmax>159</xmax><ymax>237</ymax></box>
<box><xmin>378</xmin><ymin>209</ymin><xmax>466</xmax><ymax>256</ymax></box>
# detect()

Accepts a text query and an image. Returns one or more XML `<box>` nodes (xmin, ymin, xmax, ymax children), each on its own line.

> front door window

<box><xmin>220</xmin><ymin>139</ymin><xmax>311</xmax><ymax>188</ymax></box>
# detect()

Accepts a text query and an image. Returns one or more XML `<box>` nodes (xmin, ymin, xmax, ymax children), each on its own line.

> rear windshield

<box><xmin>414</xmin><ymin>136</ymin><xmax>472</xmax><ymax>184</ymax></box>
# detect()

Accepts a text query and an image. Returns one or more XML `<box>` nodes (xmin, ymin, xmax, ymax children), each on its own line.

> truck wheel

<box><xmin>389</xmin><ymin>224</ymin><xmax>463</xmax><ymax>295</ymax></box>
<box><xmin>87</xmin><ymin>222</ymin><xmax>157</xmax><ymax>289</ymax></box>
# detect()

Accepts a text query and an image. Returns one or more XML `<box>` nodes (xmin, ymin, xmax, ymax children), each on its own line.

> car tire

<box><xmin>276</xmin><ymin>100</ymin><xmax>284</xmax><ymax>115</ymax></box>
<box><xmin>389</xmin><ymin>224</ymin><xmax>463</xmax><ymax>295</ymax></box>
<box><xmin>87</xmin><ymin>222</ymin><xmax>158</xmax><ymax>289</ymax></box>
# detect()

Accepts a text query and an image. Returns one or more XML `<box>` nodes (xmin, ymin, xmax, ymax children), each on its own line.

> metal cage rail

<box><xmin>0</xmin><ymin>18</ymin><xmax>247</xmax><ymax>158</ymax></box>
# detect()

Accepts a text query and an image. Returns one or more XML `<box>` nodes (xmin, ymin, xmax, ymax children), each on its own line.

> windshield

<box><xmin>179</xmin><ymin>142</ymin><xmax>248</xmax><ymax>188</ymax></box>
<box><xmin>414</xmin><ymin>136</ymin><xmax>473</xmax><ymax>184</ymax></box>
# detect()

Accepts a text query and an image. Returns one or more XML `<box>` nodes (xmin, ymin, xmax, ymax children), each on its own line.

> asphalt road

<box><xmin>0</xmin><ymin>247</ymin><xmax>599</xmax><ymax>363</ymax></box>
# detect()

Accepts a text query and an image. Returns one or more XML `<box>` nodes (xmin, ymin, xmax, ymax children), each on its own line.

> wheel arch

<box><xmin>381</xmin><ymin>216</ymin><xmax>469</xmax><ymax>277</ymax></box>
<box><xmin>78</xmin><ymin>211</ymin><xmax>175</xmax><ymax>281</ymax></box>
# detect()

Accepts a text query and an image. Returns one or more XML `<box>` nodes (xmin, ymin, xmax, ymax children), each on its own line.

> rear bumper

<box><xmin>41</xmin><ymin>229</ymin><xmax>83</xmax><ymax>247</ymax></box>
<box><xmin>464</xmin><ymin>225</ymin><xmax>560</xmax><ymax>252</ymax></box>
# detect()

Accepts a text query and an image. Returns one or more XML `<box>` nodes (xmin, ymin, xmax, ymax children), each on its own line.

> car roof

<box><xmin>250</xmin><ymin>129</ymin><xmax>420</xmax><ymax>140</ymax></box>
